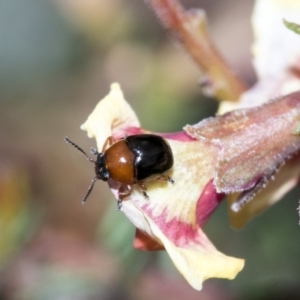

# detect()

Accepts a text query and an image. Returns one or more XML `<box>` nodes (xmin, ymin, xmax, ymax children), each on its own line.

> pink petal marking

<box><xmin>161</xmin><ymin>131</ymin><xmax>195</xmax><ymax>142</ymax></box>
<box><xmin>140</xmin><ymin>180</ymin><xmax>224</xmax><ymax>248</ymax></box>
<box><xmin>196</xmin><ymin>180</ymin><xmax>225</xmax><ymax>227</ymax></box>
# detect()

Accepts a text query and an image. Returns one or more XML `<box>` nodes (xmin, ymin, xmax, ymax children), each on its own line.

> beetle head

<box><xmin>64</xmin><ymin>137</ymin><xmax>108</xmax><ymax>203</ymax></box>
<box><xmin>95</xmin><ymin>153</ymin><xmax>109</xmax><ymax>181</ymax></box>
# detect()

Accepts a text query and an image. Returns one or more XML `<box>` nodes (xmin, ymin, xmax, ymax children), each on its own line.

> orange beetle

<box><xmin>65</xmin><ymin>134</ymin><xmax>174</xmax><ymax>209</ymax></box>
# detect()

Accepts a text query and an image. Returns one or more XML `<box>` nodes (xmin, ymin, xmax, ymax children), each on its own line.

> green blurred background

<box><xmin>1</xmin><ymin>0</ymin><xmax>300</xmax><ymax>299</ymax></box>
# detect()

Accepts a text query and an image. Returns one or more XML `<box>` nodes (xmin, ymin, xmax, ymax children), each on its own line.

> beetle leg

<box><xmin>116</xmin><ymin>198</ymin><xmax>122</xmax><ymax>210</ymax></box>
<box><xmin>102</xmin><ymin>136</ymin><xmax>116</xmax><ymax>152</ymax></box>
<box><xmin>137</xmin><ymin>182</ymin><xmax>149</xmax><ymax>200</ymax></box>
<box><xmin>117</xmin><ymin>184</ymin><xmax>132</xmax><ymax>210</ymax></box>
<box><xmin>156</xmin><ymin>175</ymin><xmax>175</xmax><ymax>184</ymax></box>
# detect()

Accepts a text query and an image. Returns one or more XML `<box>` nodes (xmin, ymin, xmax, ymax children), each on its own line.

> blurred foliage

<box><xmin>1</xmin><ymin>0</ymin><xmax>299</xmax><ymax>299</ymax></box>
<box><xmin>0</xmin><ymin>0</ymin><xmax>86</xmax><ymax>97</ymax></box>
<box><xmin>284</xmin><ymin>19</ymin><xmax>300</xmax><ymax>35</ymax></box>
<box><xmin>0</xmin><ymin>159</ymin><xmax>37</xmax><ymax>266</ymax></box>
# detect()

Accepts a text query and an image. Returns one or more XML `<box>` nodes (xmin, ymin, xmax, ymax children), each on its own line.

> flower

<box><xmin>76</xmin><ymin>0</ymin><xmax>300</xmax><ymax>291</ymax></box>
<box><xmin>218</xmin><ymin>0</ymin><xmax>300</xmax><ymax>228</ymax></box>
<box><xmin>81</xmin><ymin>83</ymin><xmax>245</xmax><ymax>290</ymax></box>
<box><xmin>81</xmin><ymin>80</ymin><xmax>300</xmax><ymax>289</ymax></box>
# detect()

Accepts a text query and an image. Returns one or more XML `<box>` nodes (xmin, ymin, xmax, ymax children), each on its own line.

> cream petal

<box><xmin>81</xmin><ymin>83</ymin><xmax>140</xmax><ymax>150</ymax></box>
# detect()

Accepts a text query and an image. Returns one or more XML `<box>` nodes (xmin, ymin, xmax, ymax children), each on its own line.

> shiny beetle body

<box><xmin>65</xmin><ymin>134</ymin><xmax>174</xmax><ymax>209</ymax></box>
<box><xmin>96</xmin><ymin>134</ymin><xmax>174</xmax><ymax>183</ymax></box>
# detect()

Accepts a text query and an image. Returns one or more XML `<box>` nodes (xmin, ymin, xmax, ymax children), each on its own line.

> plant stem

<box><xmin>147</xmin><ymin>0</ymin><xmax>248</xmax><ymax>101</ymax></box>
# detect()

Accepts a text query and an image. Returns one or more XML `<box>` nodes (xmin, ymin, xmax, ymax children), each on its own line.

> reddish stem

<box><xmin>147</xmin><ymin>0</ymin><xmax>248</xmax><ymax>101</ymax></box>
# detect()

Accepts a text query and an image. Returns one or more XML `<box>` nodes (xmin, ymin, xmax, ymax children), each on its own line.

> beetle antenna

<box><xmin>64</xmin><ymin>137</ymin><xmax>95</xmax><ymax>163</ymax></box>
<box><xmin>82</xmin><ymin>176</ymin><xmax>98</xmax><ymax>203</ymax></box>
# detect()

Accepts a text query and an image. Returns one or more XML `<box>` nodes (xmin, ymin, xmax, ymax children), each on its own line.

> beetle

<box><xmin>65</xmin><ymin>134</ymin><xmax>174</xmax><ymax>209</ymax></box>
